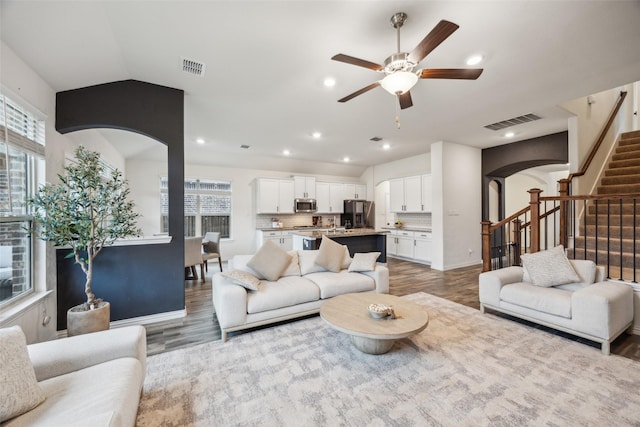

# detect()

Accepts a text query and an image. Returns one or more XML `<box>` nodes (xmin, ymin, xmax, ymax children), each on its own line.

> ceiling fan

<box><xmin>332</xmin><ymin>12</ymin><xmax>483</xmax><ymax>110</ymax></box>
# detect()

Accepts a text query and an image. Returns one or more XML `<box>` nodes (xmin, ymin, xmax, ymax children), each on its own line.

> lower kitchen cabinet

<box><xmin>257</xmin><ymin>230</ymin><xmax>294</xmax><ymax>251</ymax></box>
<box><xmin>387</xmin><ymin>229</ymin><xmax>432</xmax><ymax>264</ymax></box>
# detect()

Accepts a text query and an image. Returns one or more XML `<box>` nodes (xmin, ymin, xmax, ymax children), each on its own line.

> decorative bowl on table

<box><xmin>368</xmin><ymin>303</ymin><xmax>395</xmax><ymax>319</ymax></box>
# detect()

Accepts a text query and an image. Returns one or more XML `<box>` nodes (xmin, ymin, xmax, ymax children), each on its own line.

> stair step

<box><xmin>621</xmin><ymin>130</ymin><xmax>640</xmax><ymax>139</ymax></box>
<box><xmin>582</xmin><ymin>213</ymin><xmax>638</xmax><ymax>226</ymax></box>
<box><xmin>604</xmin><ymin>166</ymin><xmax>640</xmax><ymax>177</ymax></box>
<box><xmin>573</xmin><ymin>235</ymin><xmax>640</xmax><ymax>252</ymax></box>
<box><xmin>619</xmin><ymin>137</ymin><xmax>640</xmax><ymax>146</ymax></box>
<box><xmin>612</xmin><ymin>151</ymin><xmax>640</xmax><ymax>162</ymax></box>
<box><xmin>597</xmin><ymin>183</ymin><xmax>640</xmax><ymax>194</ymax></box>
<box><xmin>588</xmin><ymin>201</ymin><xmax>639</xmax><ymax>215</ymax></box>
<box><xmin>570</xmin><ymin>247</ymin><xmax>638</xmax><ymax>268</ymax></box>
<box><xmin>615</xmin><ymin>143</ymin><xmax>640</xmax><ymax>154</ymax></box>
<box><xmin>603</xmin><ymin>265</ymin><xmax>639</xmax><ymax>282</ymax></box>
<box><xmin>583</xmin><ymin>224</ymin><xmax>640</xmax><ymax>239</ymax></box>
<box><xmin>601</xmin><ymin>174</ymin><xmax>640</xmax><ymax>185</ymax></box>
<box><xmin>608</xmin><ymin>158</ymin><xmax>640</xmax><ymax>169</ymax></box>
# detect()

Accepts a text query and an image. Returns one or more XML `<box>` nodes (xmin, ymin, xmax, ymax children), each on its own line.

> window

<box><xmin>0</xmin><ymin>94</ymin><xmax>45</xmax><ymax>307</ymax></box>
<box><xmin>160</xmin><ymin>177</ymin><xmax>231</xmax><ymax>238</ymax></box>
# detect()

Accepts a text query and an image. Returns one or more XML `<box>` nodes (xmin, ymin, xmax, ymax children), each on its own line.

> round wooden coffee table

<box><xmin>320</xmin><ymin>293</ymin><xmax>429</xmax><ymax>355</ymax></box>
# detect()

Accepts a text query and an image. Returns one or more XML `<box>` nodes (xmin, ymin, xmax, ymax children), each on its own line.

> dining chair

<box><xmin>184</xmin><ymin>236</ymin><xmax>204</xmax><ymax>281</ymax></box>
<box><xmin>202</xmin><ymin>232</ymin><xmax>223</xmax><ymax>273</ymax></box>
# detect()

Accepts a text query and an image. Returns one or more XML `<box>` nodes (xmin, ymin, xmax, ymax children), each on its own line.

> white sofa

<box><xmin>3</xmin><ymin>325</ymin><xmax>146</xmax><ymax>427</ymax></box>
<box><xmin>212</xmin><ymin>249</ymin><xmax>389</xmax><ymax>341</ymax></box>
<box><xmin>479</xmin><ymin>259</ymin><xmax>633</xmax><ymax>355</ymax></box>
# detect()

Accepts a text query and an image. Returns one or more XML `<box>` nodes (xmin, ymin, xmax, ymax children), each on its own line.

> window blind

<box><xmin>0</xmin><ymin>95</ymin><xmax>45</xmax><ymax>157</ymax></box>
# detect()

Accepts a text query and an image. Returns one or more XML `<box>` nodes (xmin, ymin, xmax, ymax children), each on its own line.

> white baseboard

<box><xmin>56</xmin><ymin>308</ymin><xmax>187</xmax><ymax>338</ymax></box>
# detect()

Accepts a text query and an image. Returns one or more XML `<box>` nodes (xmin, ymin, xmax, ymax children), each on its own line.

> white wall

<box><xmin>505</xmin><ymin>174</ymin><xmax>546</xmax><ymax>218</ymax></box>
<box><xmin>364</xmin><ymin>152</ymin><xmax>431</xmax><ymax>187</ymax></box>
<box><xmin>431</xmin><ymin>141</ymin><xmax>482</xmax><ymax>271</ymax></box>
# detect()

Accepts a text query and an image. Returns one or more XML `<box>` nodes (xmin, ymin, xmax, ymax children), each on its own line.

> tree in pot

<box><xmin>29</xmin><ymin>146</ymin><xmax>141</xmax><ymax>336</ymax></box>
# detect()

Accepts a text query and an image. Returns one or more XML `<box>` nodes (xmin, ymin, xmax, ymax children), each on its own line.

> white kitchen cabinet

<box><xmin>343</xmin><ymin>183</ymin><xmax>367</xmax><ymax>200</ymax></box>
<box><xmin>256</xmin><ymin>178</ymin><xmax>294</xmax><ymax>214</ymax></box>
<box><xmin>413</xmin><ymin>231</ymin><xmax>432</xmax><ymax>263</ymax></box>
<box><xmin>316</xmin><ymin>182</ymin><xmax>344</xmax><ymax>213</ymax></box>
<box><xmin>257</xmin><ymin>230</ymin><xmax>294</xmax><ymax>251</ymax></box>
<box><xmin>421</xmin><ymin>174</ymin><xmax>432</xmax><ymax>212</ymax></box>
<box><xmin>294</xmin><ymin>176</ymin><xmax>316</xmax><ymax>199</ymax></box>
<box><xmin>387</xmin><ymin>229</ymin><xmax>414</xmax><ymax>258</ymax></box>
<box><xmin>390</xmin><ymin>175</ymin><xmax>431</xmax><ymax>213</ymax></box>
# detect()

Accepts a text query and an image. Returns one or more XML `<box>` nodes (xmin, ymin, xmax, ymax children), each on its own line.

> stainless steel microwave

<box><xmin>295</xmin><ymin>198</ymin><xmax>317</xmax><ymax>213</ymax></box>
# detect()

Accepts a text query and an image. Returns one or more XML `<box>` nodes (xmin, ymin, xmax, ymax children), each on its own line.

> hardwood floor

<box><xmin>145</xmin><ymin>258</ymin><xmax>640</xmax><ymax>361</ymax></box>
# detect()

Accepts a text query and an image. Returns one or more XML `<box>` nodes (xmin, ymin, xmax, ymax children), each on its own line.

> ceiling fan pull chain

<box><xmin>395</xmin><ymin>102</ymin><xmax>401</xmax><ymax>129</ymax></box>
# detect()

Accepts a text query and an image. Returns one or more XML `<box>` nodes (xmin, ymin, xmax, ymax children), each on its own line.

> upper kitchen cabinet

<box><xmin>343</xmin><ymin>183</ymin><xmax>367</xmax><ymax>200</ymax></box>
<box><xmin>255</xmin><ymin>178</ymin><xmax>295</xmax><ymax>214</ymax></box>
<box><xmin>316</xmin><ymin>182</ymin><xmax>344</xmax><ymax>214</ymax></box>
<box><xmin>293</xmin><ymin>176</ymin><xmax>316</xmax><ymax>199</ymax></box>
<box><xmin>390</xmin><ymin>175</ymin><xmax>431</xmax><ymax>213</ymax></box>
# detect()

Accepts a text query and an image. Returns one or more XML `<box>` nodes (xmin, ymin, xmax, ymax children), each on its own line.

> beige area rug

<box><xmin>136</xmin><ymin>292</ymin><xmax>640</xmax><ymax>426</ymax></box>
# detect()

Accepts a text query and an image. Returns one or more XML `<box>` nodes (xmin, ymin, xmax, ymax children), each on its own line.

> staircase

<box><xmin>572</xmin><ymin>130</ymin><xmax>640</xmax><ymax>282</ymax></box>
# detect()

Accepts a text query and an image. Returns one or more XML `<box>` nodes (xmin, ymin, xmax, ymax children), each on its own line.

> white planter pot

<box><xmin>67</xmin><ymin>301</ymin><xmax>110</xmax><ymax>336</ymax></box>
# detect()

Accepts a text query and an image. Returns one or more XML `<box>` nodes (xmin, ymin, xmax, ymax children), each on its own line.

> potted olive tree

<box><xmin>29</xmin><ymin>146</ymin><xmax>141</xmax><ymax>336</ymax></box>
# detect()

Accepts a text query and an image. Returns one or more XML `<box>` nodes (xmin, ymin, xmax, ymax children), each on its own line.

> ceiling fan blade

<box><xmin>398</xmin><ymin>91</ymin><xmax>413</xmax><ymax>110</ymax></box>
<box><xmin>419</xmin><ymin>68</ymin><xmax>484</xmax><ymax>80</ymax></box>
<box><xmin>337</xmin><ymin>82</ymin><xmax>381</xmax><ymax>103</ymax></box>
<box><xmin>331</xmin><ymin>54</ymin><xmax>384</xmax><ymax>71</ymax></box>
<box><xmin>407</xmin><ymin>20</ymin><xmax>459</xmax><ymax>64</ymax></box>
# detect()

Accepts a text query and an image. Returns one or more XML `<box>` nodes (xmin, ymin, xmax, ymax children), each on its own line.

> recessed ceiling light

<box><xmin>196</xmin><ymin>138</ymin><xmax>205</xmax><ymax>144</ymax></box>
<box><xmin>382</xmin><ymin>143</ymin><xmax>391</xmax><ymax>150</ymax></box>
<box><xmin>343</xmin><ymin>156</ymin><xmax>350</xmax><ymax>162</ymax></box>
<box><xmin>466</xmin><ymin>54</ymin><xmax>483</xmax><ymax>66</ymax></box>
<box><xmin>312</xmin><ymin>132</ymin><xmax>322</xmax><ymax>139</ymax></box>
<box><xmin>283</xmin><ymin>149</ymin><xmax>290</xmax><ymax>156</ymax></box>
<box><xmin>324</xmin><ymin>77</ymin><xmax>336</xmax><ymax>87</ymax></box>
<box><xmin>504</xmin><ymin>131</ymin><xmax>515</xmax><ymax>138</ymax></box>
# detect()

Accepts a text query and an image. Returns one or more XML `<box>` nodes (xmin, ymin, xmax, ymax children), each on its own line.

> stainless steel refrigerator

<box><xmin>342</xmin><ymin>200</ymin><xmax>374</xmax><ymax>228</ymax></box>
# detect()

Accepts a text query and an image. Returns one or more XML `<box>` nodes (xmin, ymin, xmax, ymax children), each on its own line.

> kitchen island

<box><xmin>293</xmin><ymin>228</ymin><xmax>388</xmax><ymax>263</ymax></box>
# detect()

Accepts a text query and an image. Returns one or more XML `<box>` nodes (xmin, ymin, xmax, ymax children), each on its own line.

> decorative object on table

<box><xmin>368</xmin><ymin>303</ymin><xmax>396</xmax><ymax>319</ymax></box>
<box><xmin>394</xmin><ymin>220</ymin><xmax>403</xmax><ymax>228</ymax></box>
<box><xmin>28</xmin><ymin>146</ymin><xmax>141</xmax><ymax>336</ymax></box>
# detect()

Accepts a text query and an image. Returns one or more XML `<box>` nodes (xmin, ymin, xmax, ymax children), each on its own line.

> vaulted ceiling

<box><xmin>2</xmin><ymin>1</ymin><xmax>640</xmax><ymax>176</ymax></box>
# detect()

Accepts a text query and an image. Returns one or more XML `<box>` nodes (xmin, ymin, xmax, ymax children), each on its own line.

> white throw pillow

<box><xmin>281</xmin><ymin>251</ymin><xmax>301</xmax><ymax>277</ymax></box>
<box><xmin>0</xmin><ymin>326</ymin><xmax>46</xmax><ymax>422</ymax></box>
<box><xmin>348</xmin><ymin>252</ymin><xmax>381</xmax><ymax>272</ymax></box>
<box><xmin>315</xmin><ymin>236</ymin><xmax>347</xmax><ymax>273</ymax></box>
<box><xmin>220</xmin><ymin>269</ymin><xmax>261</xmax><ymax>291</ymax></box>
<box><xmin>247</xmin><ymin>239</ymin><xmax>292</xmax><ymax>281</ymax></box>
<box><xmin>298</xmin><ymin>250</ymin><xmax>327</xmax><ymax>275</ymax></box>
<box><xmin>520</xmin><ymin>245</ymin><xmax>580</xmax><ymax>287</ymax></box>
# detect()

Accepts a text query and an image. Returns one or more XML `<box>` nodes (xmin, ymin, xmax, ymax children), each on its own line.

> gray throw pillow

<box><xmin>247</xmin><ymin>239</ymin><xmax>292</xmax><ymax>281</ymax></box>
<box><xmin>520</xmin><ymin>245</ymin><xmax>580</xmax><ymax>287</ymax></box>
<box><xmin>203</xmin><ymin>241</ymin><xmax>219</xmax><ymax>254</ymax></box>
<box><xmin>221</xmin><ymin>269</ymin><xmax>261</xmax><ymax>290</ymax></box>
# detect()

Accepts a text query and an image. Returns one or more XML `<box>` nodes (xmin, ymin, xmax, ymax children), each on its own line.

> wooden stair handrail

<box><xmin>567</xmin><ymin>91</ymin><xmax>627</xmax><ymax>183</ymax></box>
<box><xmin>488</xmin><ymin>205</ymin><xmax>530</xmax><ymax>232</ymax></box>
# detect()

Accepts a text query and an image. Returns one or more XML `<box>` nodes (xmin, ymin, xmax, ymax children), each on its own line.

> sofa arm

<box><xmin>360</xmin><ymin>265</ymin><xmax>389</xmax><ymax>294</ymax></box>
<box><xmin>572</xmin><ymin>281</ymin><xmax>633</xmax><ymax>339</ymax></box>
<box><xmin>27</xmin><ymin>325</ymin><xmax>147</xmax><ymax>382</ymax></box>
<box><xmin>479</xmin><ymin>266</ymin><xmax>524</xmax><ymax>307</ymax></box>
<box><xmin>212</xmin><ymin>273</ymin><xmax>249</xmax><ymax>329</ymax></box>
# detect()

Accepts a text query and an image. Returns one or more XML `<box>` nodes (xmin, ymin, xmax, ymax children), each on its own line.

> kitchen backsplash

<box><xmin>395</xmin><ymin>212</ymin><xmax>432</xmax><ymax>229</ymax></box>
<box><xmin>256</xmin><ymin>214</ymin><xmax>342</xmax><ymax>229</ymax></box>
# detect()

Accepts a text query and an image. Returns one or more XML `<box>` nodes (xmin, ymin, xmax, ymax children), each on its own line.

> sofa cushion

<box><xmin>298</xmin><ymin>249</ymin><xmax>350</xmax><ymax>275</ymax></box>
<box><xmin>348</xmin><ymin>252</ymin><xmax>380</xmax><ymax>272</ymax></box>
<box><xmin>7</xmin><ymin>357</ymin><xmax>143</xmax><ymax>427</ymax></box>
<box><xmin>520</xmin><ymin>245</ymin><xmax>580</xmax><ymax>287</ymax></box>
<box><xmin>315</xmin><ymin>236</ymin><xmax>347</xmax><ymax>273</ymax></box>
<box><xmin>220</xmin><ymin>269</ymin><xmax>261</xmax><ymax>291</ymax></box>
<box><xmin>247</xmin><ymin>239</ymin><xmax>292</xmax><ymax>281</ymax></box>
<box><xmin>500</xmin><ymin>283</ymin><xmax>572</xmax><ymax>318</ymax></box>
<box><xmin>553</xmin><ymin>259</ymin><xmax>598</xmax><ymax>291</ymax></box>
<box><xmin>305</xmin><ymin>270</ymin><xmax>375</xmax><ymax>299</ymax></box>
<box><xmin>0</xmin><ymin>326</ymin><xmax>45</xmax><ymax>423</ymax></box>
<box><xmin>247</xmin><ymin>276</ymin><xmax>320</xmax><ymax>314</ymax></box>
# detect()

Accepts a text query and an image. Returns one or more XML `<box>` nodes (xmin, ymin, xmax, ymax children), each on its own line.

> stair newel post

<box><xmin>512</xmin><ymin>218</ymin><xmax>522</xmax><ymax>266</ymax></box>
<box><xmin>558</xmin><ymin>179</ymin><xmax>570</xmax><ymax>249</ymax></box>
<box><xmin>528</xmin><ymin>188</ymin><xmax>542</xmax><ymax>253</ymax></box>
<box><xmin>481</xmin><ymin>220</ymin><xmax>492</xmax><ymax>272</ymax></box>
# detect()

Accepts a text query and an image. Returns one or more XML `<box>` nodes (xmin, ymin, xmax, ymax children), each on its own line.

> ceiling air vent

<box><xmin>484</xmin><ymin>113</ymin><xmax>542</xmax><ymax>131</ymax></box>
<box><xmin>182</xmin><ymin>58</ymin><xmax>206</xmax><ymax>76</ymax></box>
<box><xmin>240</xmin><ymin>145</ymin><xmax>251</xmax><ymax>149</ymax></box>
<box><xmin>369</xmin><ymin>136</ymin><xmax>383</xmax><ymax>142</ymax></box>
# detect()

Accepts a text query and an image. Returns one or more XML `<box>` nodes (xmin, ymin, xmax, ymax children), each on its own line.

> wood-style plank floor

<box><xmin>145</xmin><ymin>258</ymin><xmax>640</xmax><ymax>361</ymax></box>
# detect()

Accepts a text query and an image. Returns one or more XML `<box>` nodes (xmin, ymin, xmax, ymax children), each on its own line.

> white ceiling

<box><xmin>2</xmin><ymin>1</ymin><xmax>640</xmax><ymax>177</ymax></box>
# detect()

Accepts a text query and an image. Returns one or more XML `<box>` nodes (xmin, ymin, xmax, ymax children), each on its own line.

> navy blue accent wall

<box><xmin>55</xmin><ymin>80</ymin><xmax>185</xmax><ymax>329</ymax></box>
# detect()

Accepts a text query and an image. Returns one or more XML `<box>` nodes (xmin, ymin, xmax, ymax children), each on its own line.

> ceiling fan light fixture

<box><xmin>381</xmin><ymin>71</ymin><xmax>418</xmax><ymax>95</ymax></box>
